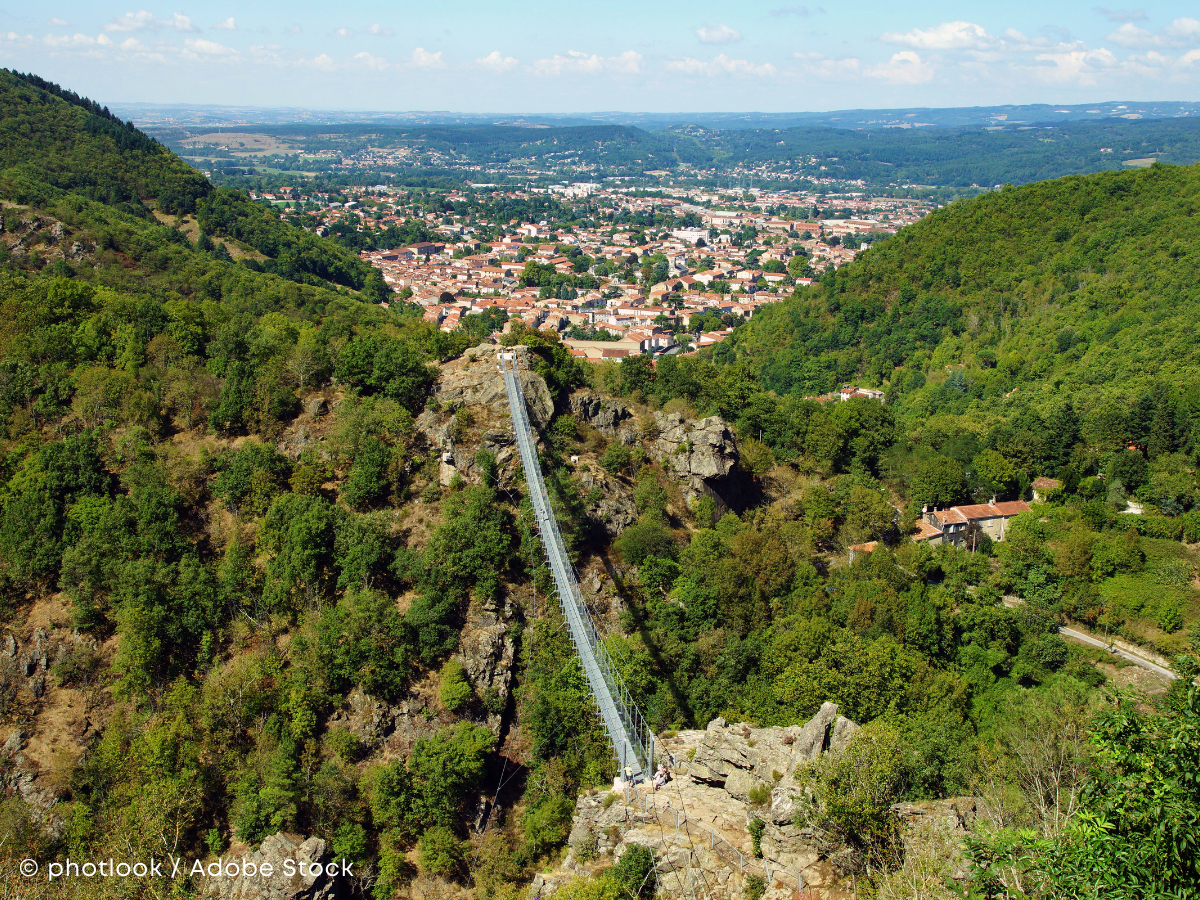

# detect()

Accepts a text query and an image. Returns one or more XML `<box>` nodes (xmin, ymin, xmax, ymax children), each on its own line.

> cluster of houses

<box><xmin>334</xmin><ymin>187</ymin><xmax>930</xmax><ymax>358</ymax></box>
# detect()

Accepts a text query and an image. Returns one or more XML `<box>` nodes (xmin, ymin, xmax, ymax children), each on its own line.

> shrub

<box><xmin>1158</xmin><ymin>603</ymin><xmax>1184</xmax><ymax>634</ymax></box>
<box><xmin>611</xmin><ymin>843</ymin><xmax>655</xmax><ymax>898</ymax></box>
<box><xmin>339</xmin><ymin>436</ymin><xmax>393</xmax><ymax>509</ymax></box>
<box><xmin>325</xmin><ymin>728</ymin><xmax>362</xmax><ymax>762</ymax></box>
<box><xmin>418</xmin><ymin>825</ymin><xmax>465</xmax><ymax>880</ymax></box>
<box><xmin>600</xmin><ymin>443</ymin><xmax>632</xmax><ymax>476</ymax></box>
<box><xmin>212</xmin><ymin>443</ymin><xmax>291</xmax><ymax>515</ymax></box>
<box><xmin>745</xmin><ymin>875</ymin><xmax>766</xmax><ymax>900</ymax></box>
<box><xmin>439</xmin><ymin>659</ymin><xmax>473</xmax><ymax>713</ymax></box>
<box><xmin>748</xmin><ymin>816</ymin><xmax>765</xmax><ymax>857</ymax></box>
<box><xmin>615</xmin><ymin>521</ymin><xmax>676</xmax><ymax>566</ymax></box>
<box><xmin>748</xmin><ymin>784</ymin><xmax>772</xmax><ymax>807</ymax></box>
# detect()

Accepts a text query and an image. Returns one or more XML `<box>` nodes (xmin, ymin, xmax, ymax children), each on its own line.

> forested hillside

<box><xmin>0</xmin><ymin>69</ymin><xmax>384</xmax><ymax>296</ymax></box>
<box><xmin>0</xmin><ymin>70</ymin><xmax>1198</xmax><ymax>900</ymax></box>
<box><xmin>725</xmin><ymin>161</ymin><xmax>1200</xmax><ymax>428</ymax></box>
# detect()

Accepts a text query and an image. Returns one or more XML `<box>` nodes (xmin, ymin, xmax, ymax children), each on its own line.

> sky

<box><xmin>3</xmin><ymin>1</ymin><xmax>1200</xmax><ymax>113</ymax></box>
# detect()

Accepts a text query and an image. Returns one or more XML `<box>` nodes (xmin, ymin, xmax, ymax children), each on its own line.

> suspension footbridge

<box><xmin>500</xmin><ymin>352</ymin><xmax>655</xmax><ymax>782</ymax></box>
<box><xmin>499</xmin><ymin>351</ymin><xmax>809</xmax><ymax>896</ymax></box>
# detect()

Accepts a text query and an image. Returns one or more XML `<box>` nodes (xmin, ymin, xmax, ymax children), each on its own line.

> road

<box><xmin>1001</xmin><ymin>597</ymin><xmax>1177</xmax><ymax>681</ymax></box>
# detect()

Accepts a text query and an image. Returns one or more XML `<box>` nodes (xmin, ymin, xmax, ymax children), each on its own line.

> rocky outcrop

<box><xmin>569</xmin><ymin>394</ymin><xmax>638</xmax><ymax>445</ymax></box>
<box><xmin>891</xmin><ymin>798</ymin><xmax>978</xmax><ymax>881</ymax></box>
<box><xmin>198</xmin><ymin>833</ymin><xmax>342</xmax><ymax>899</ymax></box>
<box><xmin>539</xmin><ymin>707</ymin><xmax>980</xmax><ymax>899</ymax></box>
<box><xmin>687</xmin><ymin>704</ymin><xmax>858</xmax><ymax>797</ymax></box>
<box><xmin>434</xmin><ymin>344</ymin><xmax>554</xmax><ymax>427</ymax></box>
<box><xmin>456</xmin><ymin>593</ymin><xmax>518</xmax><ymax>734</ymax></box>
<box><xmin>537</xmin><ymin>707</ymin><xmax>864</xmax><ymax>900</ymax></box>
<box><xmin>650</xmin><ymin>412</ymin><xmax>738</xmax><ymax>483</ymax></box>
<box><xmin>569</xmin><ymin>394</ymin><xmax>748</xmax><ymax>508</ymax></box>
<box><xmin>327</xmin><ymin>594</ymin><xmax>518</xmax><ymax>754</ymax></box>
<box><xmin>575</xmin><ymin>467</ymin><xmax>638</xmax><ymax>538</ymax></box>
<box><xmin>0</xmin><ymin>210</ymin><xmax>92</xmax><ymax>263</ymax></box>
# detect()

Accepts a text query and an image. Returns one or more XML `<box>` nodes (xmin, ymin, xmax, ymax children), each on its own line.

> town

<box><xmin>248</xmin><ymin>182</ymin><xmax>932</xmax><ymax>360</ymax></box>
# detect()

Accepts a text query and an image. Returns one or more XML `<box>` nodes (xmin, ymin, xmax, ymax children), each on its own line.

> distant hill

<box><xmin>110</xmin><ymin>99</ymin><xmax>1200</xmax><ymax>131</ymax></box>
<box><xmin>0</xmin><ymin>68</ymin><xmax>383</xmax><ymax>294</ymax></box>
<box><xmin>0</xmin><ymin>69</ymin><xmax>211</xmax><ymax>216</ymax></box>
<box><xmin>724</xmin><ymin>160</ymin><xmax>1200</xmax><ymax>424</ymax></box>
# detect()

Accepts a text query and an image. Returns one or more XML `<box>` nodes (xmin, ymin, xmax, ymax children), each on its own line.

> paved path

<box><xmin>1002</xmin><ymin>597</ymin><xmax>1176</xmax><ymax>680</ymax></box>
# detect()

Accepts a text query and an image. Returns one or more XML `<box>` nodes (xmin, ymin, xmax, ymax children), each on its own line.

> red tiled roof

<box><xmin>930</xmin><ymin>508</ymin><xmax>968</xmax><ymax>525</ymax></box>
<box><xmin>913</xmin><ymin>521</ymin><xmax>943</xmax><ymax>542</ymax></box>
<box><xmin>992</xmin><ymin>500</ymin><xmax>1032</xmax><ymax>516</ymax></box>
<box><xmin>951</xmin><ymin>500</ymin><xmax>1032</xmax><ymax>520</ymax></box>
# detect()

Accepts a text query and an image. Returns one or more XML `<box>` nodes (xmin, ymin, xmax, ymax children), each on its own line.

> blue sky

<box><xmin>3</xmin><ymin>1</ymin><xmax>1200</xmax><ymax>112</ymax></box>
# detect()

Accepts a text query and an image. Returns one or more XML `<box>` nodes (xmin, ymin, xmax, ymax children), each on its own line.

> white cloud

<box><xmin>285</xmin><ymin>25</ymin><xmax>302</xmax><ymax>35</ymax></box>
<box><xmin>334</xmin><ymin>27</ymin><xmax>351</xmax><ymax>39</ymax></box>
<box><xmin>43</xmin><ymin>32</ymin><xmax>110</xmax><ymax>48</ymax></box>
<box><xmin>881</xmin><ymin>21</ymin><xmax>993</xmax><ymax>51</ymax></box>
<box><xmin>352</xmin><ymin>51</ymin><xmax>389</xmax><ymax>70</ymax></box>
<box><xmin>305</xmin><ymin>53</ymin><xmax>337</xmax><ymax>71</ymax></box>
<box><xmin>366</xmin><ymin>23</ymin><xmax>393</xmax><ymax>36</ymax></box>
<box><xmin>1032</xmin><ymin>47</ymin><xmax>1120</xmax><ymax>84</ymax></box>
<box><xmin>695</xmin><ymin>24</ymin><xmax>742</xmax><ymax>44</ymax></box>
<box><xmin>666</xmin><ymin>53</ymin><xmax>776</xmax><ymax>76</ymax></box>
<box><xmin>1108</xmin><ymin>17</ymin><xmax>1200</xmax><ymax>48</ymax></box>
<box><xmin>793</xmin><ymin>51</ymin><xmax>861</xmax><ymax>79</ymax></box>
<box><xmin>865</xmin><ymin>50</ymin><xmax>934</xmax><ymax>83</ymax></box>
<box><xmin>532</xmin><ymin>49</ymin><xmax>642</xmax><ymax>76</ymax></box>
<box><xmin>477</xmin><ymin>50</ymin><xmax>519</xmax><ymax>72</ymax></box>
<box><xmin>608</xmin><ymin>49</ymin><xmax>643</xmax><ymax>73</ymax></box>
<box><xmin>1095</xmin><ymin>7</ymin><xmax>1146</xmax><ymax>23</ymax></box>
<box><xmin>183</xmin><ymin>37</ymin><xmax>237</xmax><ymax>56</ymax></box>
<box><xmin>104</xmin><ymin>11</ymin><xmax>197</xmax><ymax>33</ymax></box>
<box><xmin>410</xmin><ymin>47</ymin><xmax>444</xmax><ymax>68</ymax></box>
<box><xmin>47</xmin><ymin>17</ymin><xmax>68</xmax><ymax>26</ymax></box>
<box><xmin>214</xmin><ymin>17</ymin><xmax>236</xmax><ymax>31</ymax></box>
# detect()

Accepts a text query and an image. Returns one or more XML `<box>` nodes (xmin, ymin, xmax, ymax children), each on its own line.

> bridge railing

<box><xmin>500</xmin><ymin>353</ymin><xmax>654</xmax><ymax>780</ymax></box>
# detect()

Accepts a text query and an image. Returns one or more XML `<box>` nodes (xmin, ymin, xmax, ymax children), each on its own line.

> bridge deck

<box><xmin>500</xmin><ymin>353</ymin><xmax>651</xmax><ymax>781</ymax></box>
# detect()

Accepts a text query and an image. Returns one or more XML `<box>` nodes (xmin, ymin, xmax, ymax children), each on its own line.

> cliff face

<box><xmin>569</xmin><ymin>391</ymin><xmax>750</xmax><ymax>511</ymax></box>
<box><xmin>535</xmin><ymin>704</ymin><xmax>978</xmax><ymax>900</ymax></box>
<box><xmin>532</xmin><ymin>705</ymin><xmax>860</xmax><ymax>900</ymax></box>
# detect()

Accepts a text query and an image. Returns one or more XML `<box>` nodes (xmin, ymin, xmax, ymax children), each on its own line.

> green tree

<box><xmin>803</xmin><ymin>719</ymin><xmax>909</xmax><ymax>868</ymax></box>
<box><xmin>418</xmin><ymin>826</ymin><xmax>466</xmax><ymax>880</ymax></box>
<box><xmin>973</xmin><ymin>449</ymin><xmax>1019</xmax><ymax>501</ymax></box>
<box><xmin>339</xmin><ymin>436</ymin><xmax>393</xmax><ymax>510</ymax></box>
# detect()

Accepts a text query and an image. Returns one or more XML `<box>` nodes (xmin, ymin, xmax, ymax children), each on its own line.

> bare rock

<box><xmin>3</xmin><ymin>729</ymin><xmax>25</xmax><ymax>754</ymax></box>
<box><xmin>456</xmin><ymin>593</ymin><xmax>517</xmax><ymax>733</ymax></box>
<box><xmin>576</xmin><ymin>467</ymin><xmax>637</xmax><ymax>537</ymax></box>
<box><xmin>328</xmin><ymin>688</ymin><xmax>439</xmax><ymax>759</ymax></box>
<box><xmin>569</xmin><ymin>393</ymin><xmax>637</xmax><ymax>444</ymax></box>
<box><xmin>305</xmin><ymin>397</ymin><xmax>328</xmax><ymax>419</ymax></box>
<box><xmin>652</xmin><ymin>412</ymin><xmax>738</xmax><ymax>480</ymax></box>
<box><xmin>198</xmin><ymin>833</ymin><xmax>341</xmax><ymax>899</ymax></box>
<box><xmin>437</xmin><ymin>344</ymin><xmax>554</xmax><ymax>427</ymax></box>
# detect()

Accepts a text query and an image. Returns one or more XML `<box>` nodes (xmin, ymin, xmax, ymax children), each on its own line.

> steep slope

<box><xmin>0</xmin><ymin>69</ymin><xmax>210</xmax><ymax>215</ymax></box>
<box><xmin>726</xmin><ymin>162</ymin><xmax>1200</xmax><ymax>419</ymax></box>
<box><xmin>0</xmin><ymin>69</ymin><xmax>382</xmax><ymax>294</ymax></box>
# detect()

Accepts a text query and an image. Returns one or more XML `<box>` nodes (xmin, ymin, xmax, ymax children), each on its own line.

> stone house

<box><xmin>915</xmin><ymin>499</ymin><xmax>1031</xmax><ymax>547</ymax></box>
